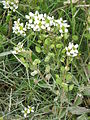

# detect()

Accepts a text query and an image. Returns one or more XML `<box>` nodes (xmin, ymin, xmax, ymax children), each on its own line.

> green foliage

<box><xmin>0</xmin><ymin>0</ymin><xmax>90</xmax><ymax>120</ymax></box>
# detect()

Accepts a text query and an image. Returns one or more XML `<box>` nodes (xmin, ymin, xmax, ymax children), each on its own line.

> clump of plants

<box><xmin>0</xmin><ymin>0</ymin><xmax>90</xmax><ymax>120</ymax></box>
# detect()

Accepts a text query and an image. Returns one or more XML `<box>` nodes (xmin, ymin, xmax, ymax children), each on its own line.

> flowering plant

<box><xmin>0</xmin><ymin>0</ymin><xmax>89</xmax><ymax>120</ymax></box>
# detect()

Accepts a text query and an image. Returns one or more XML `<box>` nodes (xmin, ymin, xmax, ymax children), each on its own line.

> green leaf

<box><xmin>74</xmin><ymin>96</ymin><xmax>82</xmax><ymax>106</ymax></box>
<box><xmin>38</xmin><ymin>83</ymin><xmax>50</xmax><ymax>88</ymax></box>
<box><xmin>44</xmin><ymin>38</ymin><xmax>51</xmax><ymax>45</ymax></box>
<box><xmin>61</xmin><ymin>82</ymin><xmax>68</xmax><ymax>92</ymax></box>
<box><xmin>45</xmin><ymin>65</ymin><xmax>50</xmax><ymax>73</ymax></box>
<box><xmin>56</xmin><ymin>78</ymin><xmax>62</xmax><ymax>86</ymax></box>
<box><xmin>69</xmin><ymin>84</ymin><xmax>74</xmax><ymax>91</ymax></box>
<box><xmin>64</xmin><ymin>34</ymin><xmax>69</xmax><ymax>40</ymax></box>
<box><xmin>6</xmin><ymin>14</ymin><xmax>11</xmax><ymax>23</ymax></box>
<box><xmin>45</xmin><ymin>56</ymin><xmax>50</xmax><ymax>62</ymax></box>
<box><xmin>66</xmin><ymin>73</ymin><xmax>72</xmax><ymax>82</ymax></box>
<box><xmin>20</xmin><ymin>50</ymin><xmax>32</xmax><ymax>58</ymax></box>
<box><xmin>33</xmin><ymin>59</ymin><xmax>41</xmax><ymax>65</ymax></box>
<box><xmin>84</xmin><ymin>33</ymin><xmax>90</xmax><ymax>39</ymax></box>
<box><xmin>72</xmin><ymin>35</ymin><xmax>78</xmax><ymax>41</ymax></box>
<box><xmin>0</xmin><ymin>24</ymin><xmax>8</xmax><ymax>35</ymax></box>
<box><xmin>56</xmin><ymin>44</ymin><xmax>63</xmax><ymax>49</ymax></box>
<box><xmin>38</xmin><ymin>40</ymin><xmax>42</xmax><ymax>43</ymax></box>
<box><xmin>35</xmin><ymin>46</ymin><xmax>41</xmax><ymax>53</ymax></box>
<box><xmin>56</xmin><ymin>36</ymin><xmax>62</xmax><ymax>41</ymax></box>
<box><xmin>60</xmin><ymin>66</ymin><xmax>65</xmax><ymax>73</ymax></box>
<box><xmin>48</xmin><ymin>52</ymin><xmax>54</xmax><ymax>57</ymax></box>
<box><xmin>83</xmin><ymin>86</ymin><xmax>90</xmax><ymax>96</ymax></box>
<box><xmin>87</xmin><ymin>63</ymin><xmax>90</xmax><ymax>70</ymax></box>
<box><xmin>50</xmin><ymin>44</ymin><xmax>55</xmax><ymax>49</ymax></box>
<box><xmin>55</xmin><ymin>74</ymin><xmax>59</xmax><ymax>79</ymax></box>
<box><xmin>0</xmin><ymin>117</ymin><xmax>3</xmax><ymax>120</ymax></box>
<box><xmin>59</xmin><ymin>109</ymin><xmax>66</xmax><ymax>119</ymax></box>
<box><xmin>20</xmin><ymin>57</ymin><xmax>29</xmax><ymax>68</ymax></box>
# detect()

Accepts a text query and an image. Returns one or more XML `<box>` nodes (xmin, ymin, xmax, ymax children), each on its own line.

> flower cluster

<box><xmin>2</xmin><ymin>0</ymin><xmax>19</xmax><ymax>12</ymax></box>
<box><xmin>55</xmin><ymin>18</ymin><xmax>70</xmax><ymax>36</ymax></box>
<box><xmin>12</xmin><ymin>11</ymin><xmax>69</xmax><ymax>36</ymax></box>
<box><xmin>12</xmin><ymin>42</ymin><xmax>25</xmax><ymax>54</ymax></box>
<box><xmin>25</xmin><ymin>11</ymin><xmax>54</xmax><ymax>32</ymax></box>
<box><xmin>25</xmin><ymin>11</ymin><xmax>69</xmax><ymax>36</ymax></box>
<box><xmin>12</xmin><ymin>19</ymin><xmax>26</xmax><ymax>36</ymax></box>
<box><xmin>65</xmin><ymin>42</ymin><xmax>78</xmax><ymax>57</ymax></box>
<box><xmin>22</xmin><ymin>106</ymin><xmax>34</xmax><ymax>118</ymax></box>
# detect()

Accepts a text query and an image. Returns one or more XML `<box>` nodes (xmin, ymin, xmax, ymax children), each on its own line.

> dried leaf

<box><xmin>68</xmin><ymin>106</ymin><xmax>90</xmax><ymax>115</ymax></box>
<box><xmin>64</xmin><ymin>0</ymin><xmax>79</xmax><ymax>5</ymax></box>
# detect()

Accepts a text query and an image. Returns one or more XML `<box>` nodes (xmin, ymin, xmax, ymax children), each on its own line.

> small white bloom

<box><xmin>66</xmin><ymin>42</ymin><xmax>79</xmax><ymax>57</ymax></box>
<box><xmin>30</xmin><ymin>24</ymin><xmax>34</xmax><ymax>29</ymax></box>
<box><xmin>74</xmin><ymin>44</ymin><xmax>78</xmax><ymax>48</ymax></box>
<box><xmin>47</xmin><ymin>27</ymin><xmax>50</xmax><ymax>31</ymax></box>
<box><xmin>41</xmin><ymin>25</ymin><xmax>46</xmax><ymax>29</ymax></box>
<box><xmin>27</xmin><ymin>106</ymin><xmax>34</xmax><ymax>113</ymax></box>
<box><xmin>12</xmin><ymin>42</ymin><xmax>25</xmax><ymax>54</ymax></box>
<box><xmin>38</xmin><ymin>14</ymin><xmax>44</xmax><ymax>20</ymax></box>
<box><xmin>29</xmin><ymin>12</ymin><xmax>34</xmax><ymax>17</ymax></box>
<box><xmin>35</xmin><ymin>11</ymin><xmax>39</xmax><ymax>15</ymax></box>
<box><xmin>67</xmin><ymin>52</ymin><xmax>70</xmax><ymax>56</ymax></box>
<box><xmin>13</xmin><ymin>19</ymin><xmax>26</xmax><ymax>36</ymax></box>
<box><xmin>22</xmin><ymin>107</ymin><xmax>28</xmax><ymax>118</ymax></box>
<box><xmin>44</xmin><ymin>13</ymin><xmax>47</xmax><ymax>18</ymax></box>
<box><xmin>29</xmin><ymin>19</ymin><xmax>33</xmax><ymax>23</ymax></box>
<box><xmin>25</xmin><ymin>15</ymin><xmax>30</xmax><ymax>19</ymax></box>
<box><xmin>59</xmin><ymin>29</ymin><xmax>63</xmax><ymax>33</ymax></box>
<box><xmin>2</xmin><ymin>0</ymin><xmax>19</xmax><ymax>12</ymax></box>
<box><xmin>45</xmin><ymin>23</ymin><xmax>49</xmax><ymax>28</ymax></box>
<box><xmin>65</xmin><ymin>28</ymin><xmax>68</xmax><ymax>33</ymax></box>
<box><xmin>68</xmin><ymin>42</ymin><xmax>74</xmax><ymax>49</ymax></box>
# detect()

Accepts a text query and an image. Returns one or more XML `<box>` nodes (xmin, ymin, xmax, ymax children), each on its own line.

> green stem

<box><xmin>26</xmin><ymin>68</ymin><xmax>31</xmax><ymax>88</ymax></box>
<box><xmin>70</xmin><ymin>0</ymin><xmax>75</xmax><ymax>35</ymax></box>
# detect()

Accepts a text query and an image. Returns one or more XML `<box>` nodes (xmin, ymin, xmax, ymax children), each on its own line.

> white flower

<box><xmin>12</xmin><ymin>42</ymin><xmax>25</xmax><ymax>54</ymax></box>
<box><xmin>55</xmin><ymin>18</ymin><xmax>70</xmax><ymax>35</ymax></box>
<box><xmin>59</xmin><ymin>29</ymin><xmax>63</xmax><ymax>33</ymax></box>
<box><xmin>29</xmin><ymin>19</ymin><xmax>33</xmax><ymax>24</ymax></box>
<box><xmin>45</xmin><ymin>23</ymin><xmax>49</xmax><ymax>28</ymax></box>
<box><xmin>21</xmin><ymin>106</ymin><xmax>34</xmax><ymax>118</ymax></box>
<box><xmin>44</xmin><ymin>13</ymin><xmax>47</xmax><ymax>18</ymax></box>
<box><xmin>27</xmin><ymin>106</ymin><xmax>34</xmax><ymax>113</ymax></box>
<box><xmin>68</xmin><ymin>42</ymin><xmax>74</xmax><ymax>49</ymax></box>
<box><xmin>65</xmin><ymin>28</ymin><xmax>68</xmax><ymax>33</ymax></box>
<box><xmin>77</xmin><ymin>93</ymin><xmax>83</xmax><ymax>98</ymax></box>
<box><xmin>22</xmin><ymin>107</ymin><xmax>28</xmax><ymax>118</ymax></box>
<box><xmin>2</xmin><ymin>0</ymin><xmax>19</xmax><ymax>12</ymax></box>
<box><xmin>41</xmin><ymin>25</ymin><xmax>46</xmax><ymax>29</ymax></box>
<box><xmin>74</xmin><ymin>44</ymin><xmax>78</xmax><ymax>48</ymax></box>
<box><xmin>38</xmin><ymin>14</ymin><xmax>44</xmax><ymax>20</ymax></box>
<box><xmin>25</xmin><ymin>15</ymin><xmax>30</xmax><ymax>19</ymax></box>
<box><xmin>13</xmin><ymin>19</ymin><xmax>26</xmax><ymax>36</ymax></box>
<box><xmin>47</xmin><ymin>27</ymin><xmax>50</xmax><ymax>31</ymax></box>
<box><xmin>66</xmin><ymin>42</ymin><xmax>79</xmax><ymax>57</ymax></box>
<box><xmin>34</xmin><ymin>18</ymin><xmax>40</xmax><ymax>24</ymax></box>
<box><xmin>35</xmin><ymin>11</ymin><xmax>39</xmax><ymax>15</ymax></box>
<box><xmin>29</xmin><ymin>12</ymin><xmax>34</xmax><ymax>17</ymax></box>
